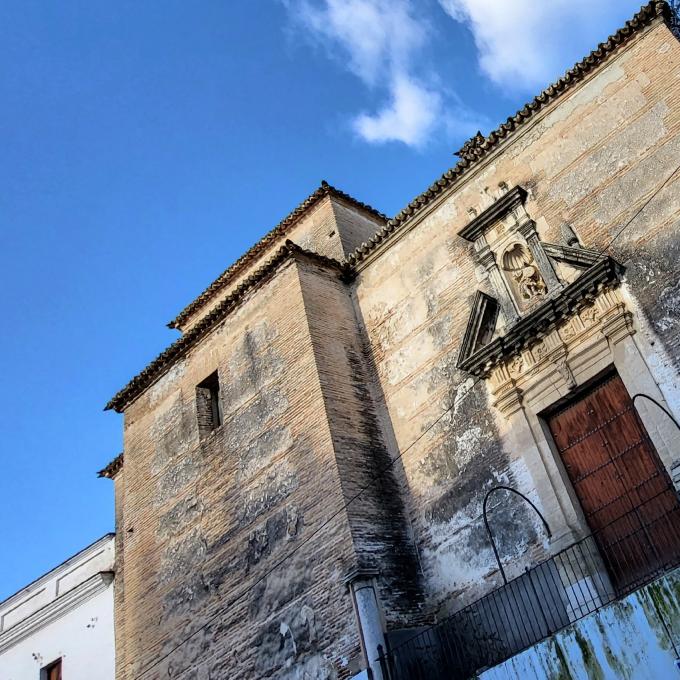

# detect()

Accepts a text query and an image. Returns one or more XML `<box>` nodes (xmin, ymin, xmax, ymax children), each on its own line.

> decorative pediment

<box><xmin>458</xmin><ymin>292</ymin><xmax>500</xmax><ymax>368</ymax></box>
<box><xmin>457</xmin><ymin>257</ymin><xmax>625</xmax><ymax>377</ymax></box>
<box><xmin>455</xmin><ymin>182</ymin><xmax>616</xmax><ymax>381</ymax></box>
<box><xmin>542</xmin><ymin>242</ymin><xmax>601</xmax><ymax>270</ymax></box>
<box><xmin>458</xmin><ymin>186</ymin><xmax>528</xmax><ymax>243</ymax></box>
<box><xmin>457</xmin><ymin>184</ymin><xmax>565</xmax><ymax>322</ymax></box>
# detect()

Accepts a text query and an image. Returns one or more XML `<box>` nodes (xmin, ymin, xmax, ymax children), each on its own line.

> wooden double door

<box><xmin>547</xmin><ymin>373</ymin><xmax>680</xmax><ymax>593</ymax></box>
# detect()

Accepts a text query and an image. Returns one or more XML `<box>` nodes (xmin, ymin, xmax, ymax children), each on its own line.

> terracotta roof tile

<box><xmin>169</xmin><ymin>181</ymin><xmax>386</xmax><ymax>330</ymax></box>
<box><xmin>98</xmin><ymin>452</ymin><xmax>124</xmax><ymax>479</ymax></box>
<box><xmin>106</xmin><ymin>242</ymin><xmax>349</xmax><ymax>413</ymax></box>
<box><xmin>346</xmin><ymin>0</ymin><xmax>673</xmax><ymax>266</ymax></box>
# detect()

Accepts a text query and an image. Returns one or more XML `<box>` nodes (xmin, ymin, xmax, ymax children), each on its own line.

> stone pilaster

<box><xmin>517</xmin><ymin>219</ymin><xmax>562</xmax><ymax>292</ymax></box>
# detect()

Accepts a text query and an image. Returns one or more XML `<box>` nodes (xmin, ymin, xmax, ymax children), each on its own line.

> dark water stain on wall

<box><xmin>246</xmin><ymin>505</ymin><xmax>302</xmax><ymax>574</ymax></box>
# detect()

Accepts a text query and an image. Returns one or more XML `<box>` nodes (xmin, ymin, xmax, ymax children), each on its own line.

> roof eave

<box><xmin>168</xmin><ymin>181</ymin><xmax>386</xmax><ymax>331</ymax></box>
<box><xmin>106</xmin><ymin>242</ymin><xmax>351</xmax><ymax>413</ymax></box>
<box><xmin>98</xmin><ymin>453</ymin><xmax>124</xmax><ymax>479</ymax></box>
<box><xmin>346</xmin><ymin>0</ymin><xmax>672</xmax><ymax>268</ymax></box>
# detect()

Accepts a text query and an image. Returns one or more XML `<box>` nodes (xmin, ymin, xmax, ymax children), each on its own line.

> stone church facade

<box><xmin>102</xmin><ymin>3</ymin><xmax>680</xmax><ymax>678</ymax></box>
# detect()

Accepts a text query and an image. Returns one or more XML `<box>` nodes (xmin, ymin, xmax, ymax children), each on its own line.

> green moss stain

<box><xmin>590</xmin><ymin>607</ymin><xmax>633</xmax><ymax>679</ymax></box>
<box><xmin>603</xmin><ymin>642</ymin><xmax>630</xmax><ymax>680</ymax></box>
<box><xmin>647</xmin><ymin>580</ymin><xmax>680</xmax><ymax>624</ymax></box>
<box><xmin>574</xmin><ymin>630</ymin><xmax>592</xmax><ymax>665</ymax></box>
<box><xmin>552</xmin><ymin>640</ymin><xmax>574</xmax><ymax>680</ymax></box>
<box><xmin>638</xmin><ymin>589</ymin><xmax>673</xmax><ymax>651</ymax></box>
<box><xmin>573</xmin><ymin>629</ymin><xmax>604</xmax><ymax>680</ymax></box>
<box><xmin>669</xmin><ymin>569</ymin><xmax>680</xmax><ymax>602</ymax></box>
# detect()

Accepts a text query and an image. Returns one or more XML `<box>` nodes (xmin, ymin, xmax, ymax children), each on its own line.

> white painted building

<box><xmin>0</xmin><ymin>534</ymin><xmax>115</xmax><ymax>680</ymax></box>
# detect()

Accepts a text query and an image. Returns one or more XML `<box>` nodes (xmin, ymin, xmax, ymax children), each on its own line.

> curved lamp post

<box><xmin>482</xmin><ymin>486</ymin><xmax>552</xmax><ymax>585</ymax></box>
<box><xmin>631</xmin><ymin>393</ymin><xmax>680</xmax><ymax>433</ymax></box>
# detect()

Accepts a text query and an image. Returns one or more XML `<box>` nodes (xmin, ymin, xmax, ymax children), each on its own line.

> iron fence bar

<box><xmin>513</xmin><ymin>576</ymin><xmax>537</xmax><ymax>645</ymax></box>
<box><xmin>565</xmin><ymin>543</ymin><xmax>592</xmax><ymax>614</ymax></box>
<box><xmin>488</xmin><ymin>586</ymin><xmax>511</xmax><ymax>653</ymax></box>
<box><xmin>526</xmin><ymin>565</ymin><xmax>552</xmax><ymax>635</ymax></box>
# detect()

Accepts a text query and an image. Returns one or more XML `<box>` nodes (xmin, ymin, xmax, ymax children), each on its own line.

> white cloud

<box><xmin>438</xmin><ymin>0</ymin><xmax>641</xmax><ymax>91</ymax></box>
<box><xmin>283</xmin><ymin>0</ymin><xmax>641</xmax><ymax>147</ymax></box>
<box><xmin>289</xmin><ymin>0</ymin><xmax>426</xmax><ymax>87</ymax></box>
<box><xmin>285</xmin><ymin>0</ymin><xmax>462</xmax><ymax>148</ymax></box>
<box><xmin>353</xmin><ymin>74</ymin><xmax>441</xmax><ymax>146</ymax></box>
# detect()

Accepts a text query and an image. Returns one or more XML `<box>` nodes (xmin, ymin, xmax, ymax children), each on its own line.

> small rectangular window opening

<box><xmin>41</xmin><ymin>659</ymin><xmax>62</xmax><ymax>680</ymax></box>
<box><xmin>196</xmin><ymin>370</ymin><xmax>223</xmax><ymax>436</ymax></box>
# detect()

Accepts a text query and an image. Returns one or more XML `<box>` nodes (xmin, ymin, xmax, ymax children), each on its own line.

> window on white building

<box><xmin>41</xmin><ymin>658</ymin><xmax>62</xmax><ymax>680</ymax></box>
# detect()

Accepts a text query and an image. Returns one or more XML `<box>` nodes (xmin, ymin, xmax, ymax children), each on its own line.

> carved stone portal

<box><xmin>456</xmin><ymin>185</ymin><xmax>626</xmax><ymax>386</ymax></box>
<box><xmin>486</xmin><ymin>285</ymin><xmax>634</xmax><ymax>417</ymax></box>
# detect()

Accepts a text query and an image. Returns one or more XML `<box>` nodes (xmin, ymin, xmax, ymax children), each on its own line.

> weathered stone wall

<box><xmin>116</xmin><ymin>258</ymin><xmax>366</xmax><ymax>679</ymax></box>
<box><xmin>330</xmin><ymin>200</ymin><xmax>388</xmax><ymax>262</ymax></box>
<box><xmin>297</xmin><ymin>258</ymin><xmax>426</xmax><ymax>630</ymax></box>
<box><xmin>352</xmin><ymin>18</ymin><xmax>680</xmax><ymax>616</ymax></box>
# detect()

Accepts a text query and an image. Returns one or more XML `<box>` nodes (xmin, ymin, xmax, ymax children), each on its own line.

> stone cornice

<box><xmin>346</xmin><ymin>1</ymin><xmax>672</xmax><ymax>267</ymax></box>
<box><xmin>542</xmin><ymin>243</ymin><xmax>602</xmax><ymax>269</ymax></box>
<box><xmin>98</xmin><ymin>452</ymin><xmax>123</xmax><ymax>479</ymax></box>
<box><xmin>0</xmin><ymin>533</ymin><xmax>114</xmax><ymax>611</ymax></box>
<box><xmin>0</xmin><ymin>572</ymin><xmax>113</xmax><ymax>654</ymax></box>
<box><xmin>343</xmin><ymin>566</ymin><xmax>380</xmax><ymax>587</ymax></box>
<box><xmin>458</xmin><ymin>187</ymin><xmax>527</xmax><ymax>242</ymax></box>
<box><xmin>458</xmin><ymin>257</ymin><xmax>625</xmax><ymax>376</ymax></box>
<box><xmin>106</xmin><ymin>242</ymin><xmax>350</xmax><ymax>413</ymax></box>
<box><xmin>169</xmin><ymin>181</ymin><xmax>386</xmax><ymax>330</ymax></box>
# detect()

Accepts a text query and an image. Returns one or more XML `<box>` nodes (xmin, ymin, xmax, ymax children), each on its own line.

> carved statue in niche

<box><xmin>502</xmin><ymin>243</ymin><xmax>547</xmax><ymax>303</ymax></box>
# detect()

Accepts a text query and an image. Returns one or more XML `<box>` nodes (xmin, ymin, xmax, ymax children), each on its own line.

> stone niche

<box><xmin>457</xmin><ymin>183</ymin><xmax>609</xmax><ymax>378</ymax></box>
<box><xmin>459</xmin><ymin>185</ymin><xmax>562</xmax><ymax>322</ymax></box>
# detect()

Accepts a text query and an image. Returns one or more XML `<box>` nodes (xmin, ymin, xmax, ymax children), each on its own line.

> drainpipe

<box><xmin>345</xmin><ymin>568</ymin><xmax>386</xmax><ymax>680</ymax></box>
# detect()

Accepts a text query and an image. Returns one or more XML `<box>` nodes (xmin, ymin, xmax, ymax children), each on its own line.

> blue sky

<box><xmin>0</xmin><ymin>0</ymin><xmax>642</xmax><ymax>600</ymax></box>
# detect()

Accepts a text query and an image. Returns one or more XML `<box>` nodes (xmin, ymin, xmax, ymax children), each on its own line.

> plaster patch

<box><xmin>508</xmin><ymin>62</ymin><xmax>626</xmax><ymax>160</ymax></box>
<box><xmin>594</xmin><ymin>139</ymin><xmax>680</xmax><ymax>228</ymax></box>
<box><xmin>531</xmin><ymin>77</ymin><xmax>647</xmax><ymax>178</ymax></box>
<box><xmin>237</xmin><ymin>464</ymin><xmax>298</xmax><ymax>526</ymax></box>
<box><xmin>156</xmin><ymin>456</ymin><xmax>200</xmax><ymax>506</ymax></box>
<box><xmin>157</xmin><ymin>496</ymin><xmax>204</xmax><ymax>539</ymax></box>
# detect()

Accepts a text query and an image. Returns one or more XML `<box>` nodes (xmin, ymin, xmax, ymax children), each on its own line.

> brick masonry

<box><xmin>109</xmin><ymin>10</ymin><xmax>680</xmax><ymax>680</ymax></box>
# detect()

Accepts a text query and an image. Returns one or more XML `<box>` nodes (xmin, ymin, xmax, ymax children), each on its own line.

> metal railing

<box><xmin>379</xmin><ymin>494</ymin><xmax>680</xmax><ymax>680</ymax></box>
